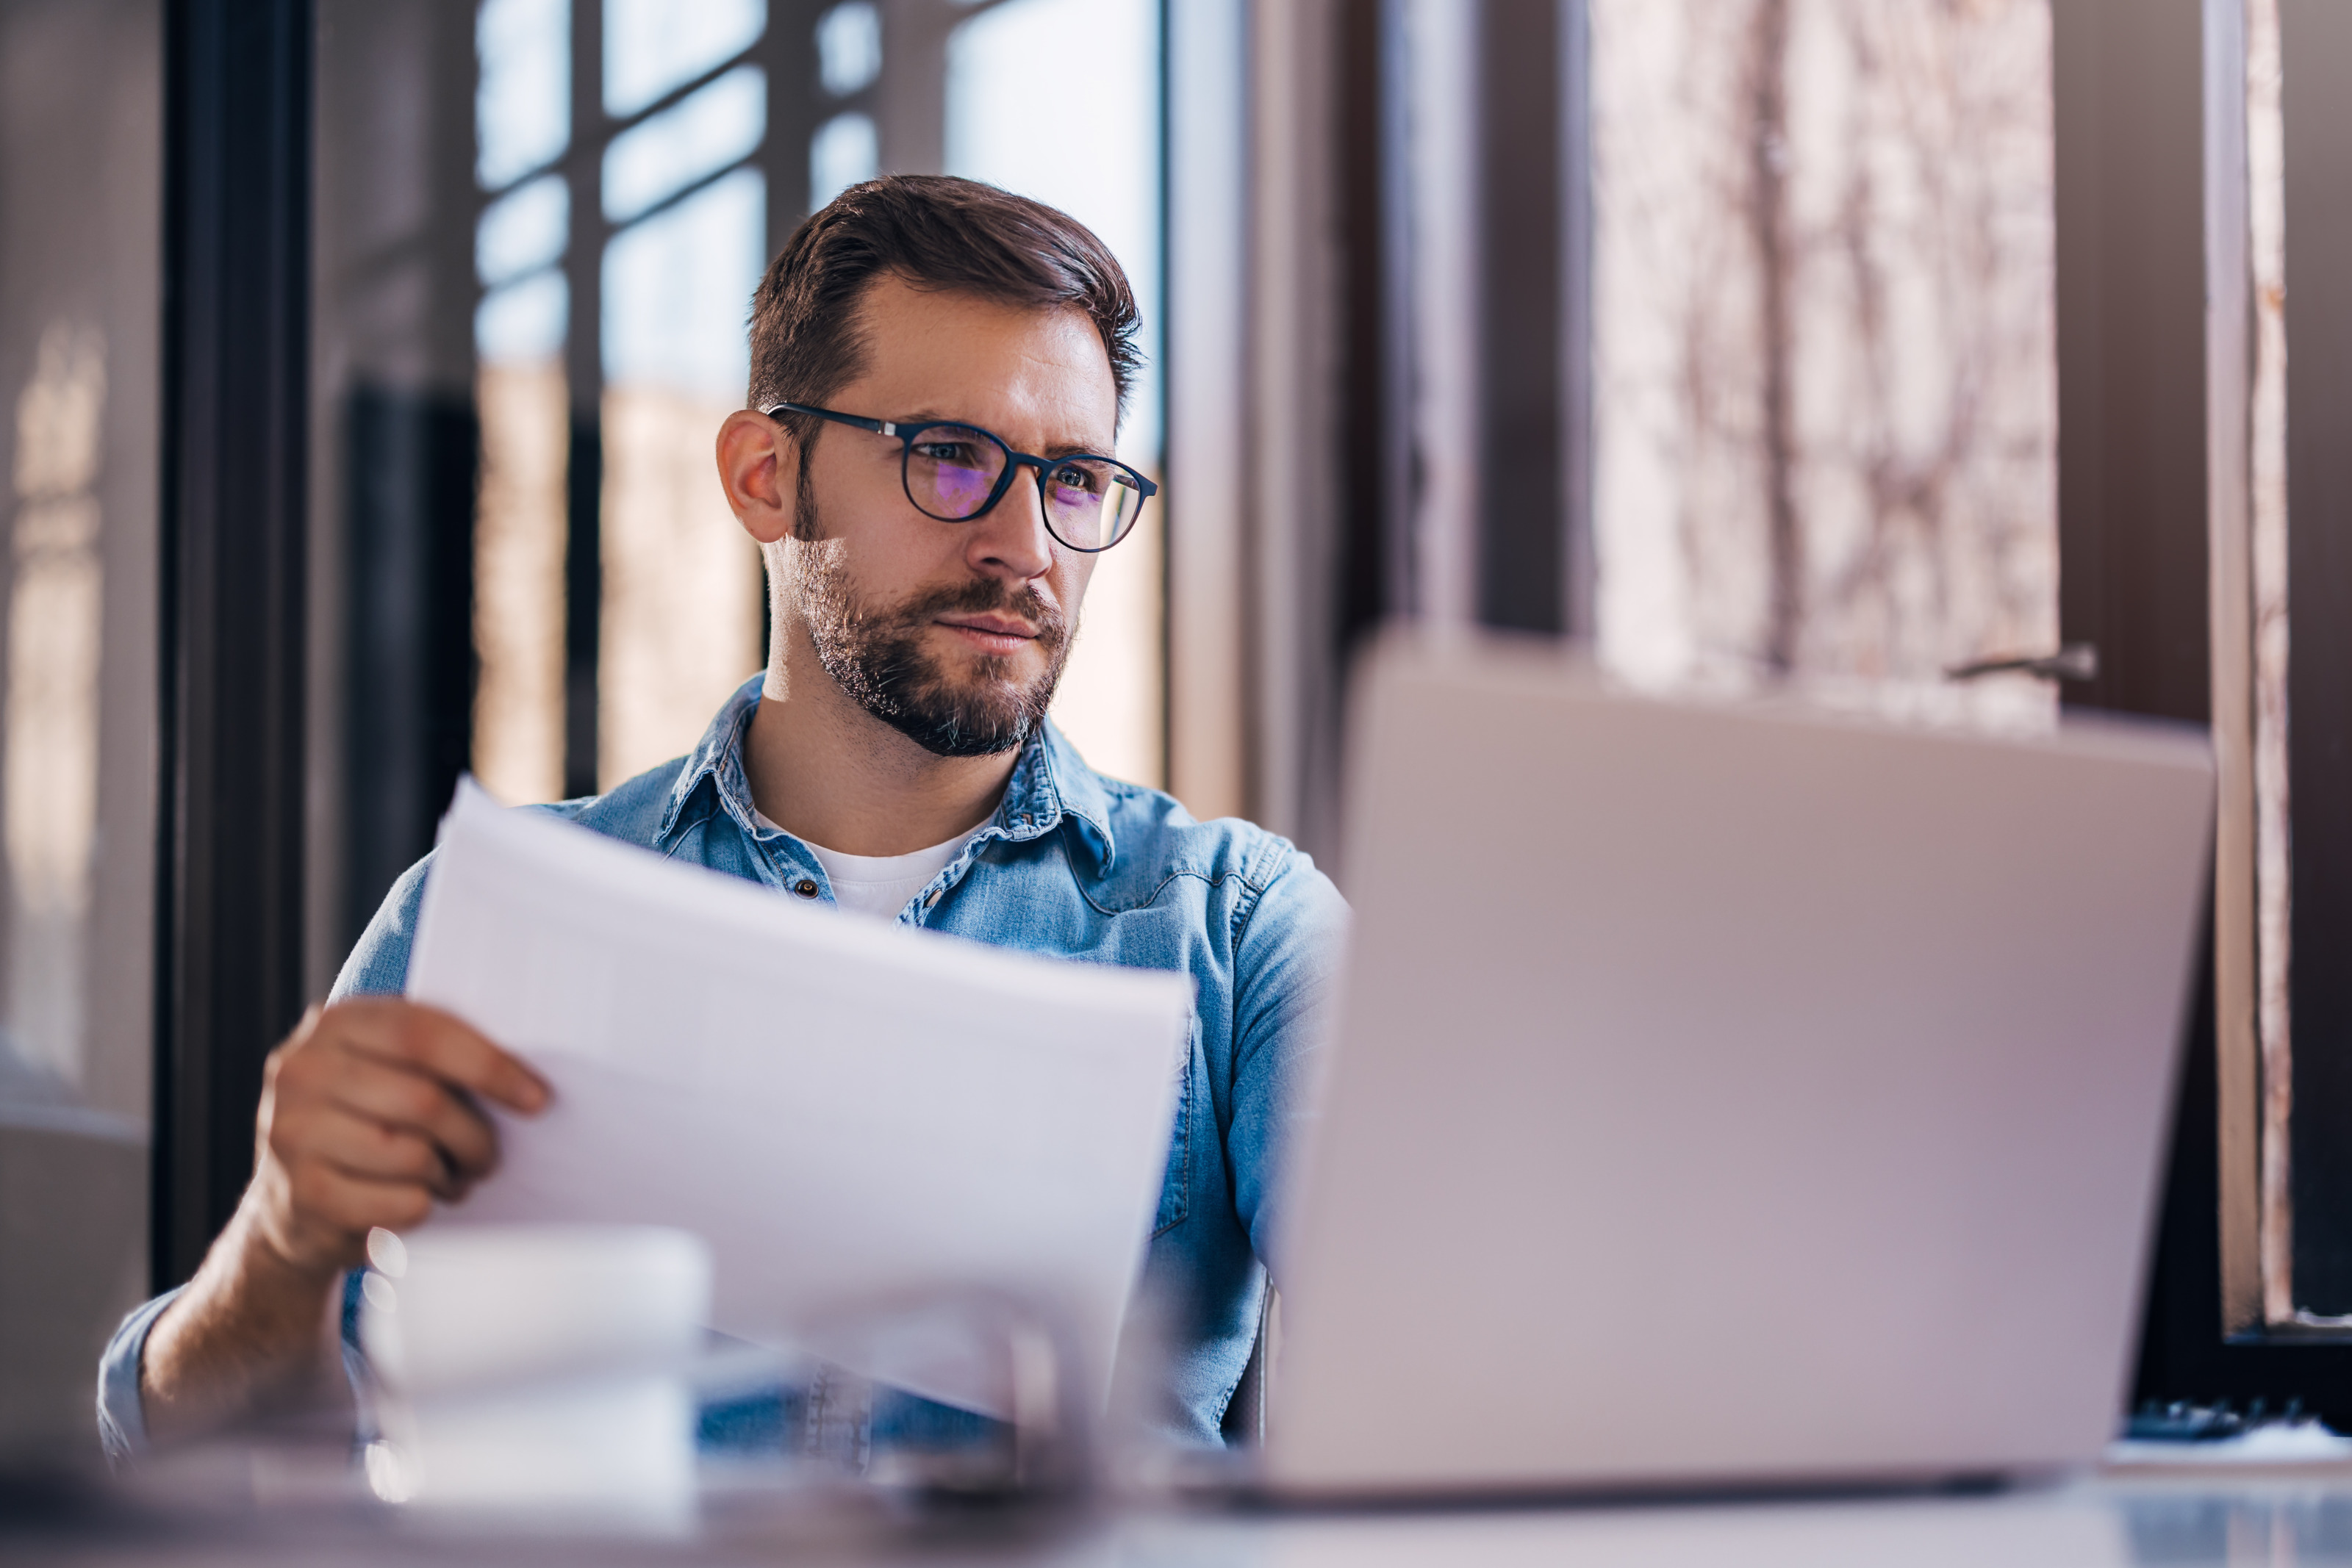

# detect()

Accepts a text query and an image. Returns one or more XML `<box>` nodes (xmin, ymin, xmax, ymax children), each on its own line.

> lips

<box><xmin>936</xmin><ymin>614</ymin><xmax>1040</xmax><ymax>643</ymax></box>
<box><xmin>889</xmin><ymin>579</ymin><xmax>1067</xmax><ymax>659</ymax></box>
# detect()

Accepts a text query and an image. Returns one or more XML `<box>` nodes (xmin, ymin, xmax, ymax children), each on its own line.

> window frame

<box><xmin>2123</xmin><ymin>0</ymin><xmax>2352</xmax><ymax>1415</ymax></box>
<box><xmin>154</xmin><ymin>0</ymin><xmax>316</xmax><ymax>1290</ymax></box>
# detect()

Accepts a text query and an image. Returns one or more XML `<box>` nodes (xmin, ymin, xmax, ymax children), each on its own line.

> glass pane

<box><xmin>470</xmin><ymin>0</ymin><xmax>574</xmax><ymax>818</ymax></box>
<box><xmin>478</xmin><ymin>0</ymin><xmax>571</xmax><ymax>189</ymax></box>
<box><xmin>600</xmin><ymin>168</ymin><xmax>767</xmax><ymax>788</ymax></box>
<box><xmin>603</xmin><ymin>63</ymin><xmax>767</xmax><ymax>224</ymax></box>
<box><xmin>1588</xmin><ymin>0</ymin><xmax>2059</xmax><ymax>733</ymax></box>
<box><xmin>605</xmin><ymin>0</ymin><xmax>765</xmax><ymax>118</ymax></box>
<box><xmin>811</xmin><ymin>109</ymin><xmax>879</xmax><ymax>209</ymax></box>
<box><xmin>818</xmin><ymin>1</ymin><xmax>882</xmax><ymax>98</ymax></box>
<box><xmin>474</xmin><ymin>356</ymin><xmax>571</xmax><ymax>809</ymax></box>
<box><xmin>0</xmin><ymin>0</ymin><xmax>160</xmax><ymax>1455</ymax></box>
<box><xmin>467</xmin><ymin>0</ymin><xmax>773</xmax><ymax>807</ymax></box>
<box><xmin>478</xmin><ymin>173</ymin><xmax>570</xmax><ymax>289</ymax></box>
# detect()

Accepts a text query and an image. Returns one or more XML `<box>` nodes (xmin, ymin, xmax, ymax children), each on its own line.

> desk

<box><xmin>1139</xmin><ymin>1475</ymin><xmax>2348</xmax><ymax>1567</ymax></box>
<box><xmin>10</xmin><ymin>1466</ymin><xmax>2352</xmax><ymax>1567</ymax></box>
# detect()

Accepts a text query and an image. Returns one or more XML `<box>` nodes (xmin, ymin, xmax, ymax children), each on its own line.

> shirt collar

<box><xmin>658</xmin><ymin>675</ymin><xmax>1119</xmax><ymax>874</ymax></box>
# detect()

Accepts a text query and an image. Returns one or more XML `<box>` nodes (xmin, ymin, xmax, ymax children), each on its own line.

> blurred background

<box><xmin>1</xmin><ymin>0</ymin><xmax>2348</xmax><ymax>1461</ymax></box>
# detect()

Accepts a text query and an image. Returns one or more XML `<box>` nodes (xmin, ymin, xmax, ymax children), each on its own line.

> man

<box><xmin>98</xmin><ymin>176</ymin><xmax>1344</xmax><ymax>1457</ymax></box>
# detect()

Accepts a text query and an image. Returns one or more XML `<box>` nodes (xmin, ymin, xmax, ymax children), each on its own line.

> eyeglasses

<box><xmin>763</xmin><ymin>402</ymin><xmax>1156</xmax><ymax>553</ymax></box>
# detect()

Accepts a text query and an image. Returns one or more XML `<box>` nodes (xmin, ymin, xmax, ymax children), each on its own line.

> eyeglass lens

<box><xmin>904</xmin><ymin>425</ymin><xmax>1144</xmax><ymax>551</ymax></box>
<box><xmin>908</xmin><ymin>425</ymin><xmax>1003</xmax><ymax>518</ymax></box>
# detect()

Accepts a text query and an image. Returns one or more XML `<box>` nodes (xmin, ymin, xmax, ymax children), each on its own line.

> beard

<box><xmin>789</xmin><ymin>473</ymin><xmax>1074</xmax><ymax>758</ymax></box>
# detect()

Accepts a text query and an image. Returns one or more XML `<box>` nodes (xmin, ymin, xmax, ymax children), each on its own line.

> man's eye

<box><xmin>1050</xmin><ymin>463</ymin><xmax>1102</xmax><ymax>494</ymax></box>
<box><xmin>917</xmin><ymin>442</ymin><xmax>982</xmax><ymax>467</ymax></box>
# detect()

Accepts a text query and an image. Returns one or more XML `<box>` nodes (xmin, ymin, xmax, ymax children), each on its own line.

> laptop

<box><xmin>1258</xmin><ymin>636</ymin><xmax>2212</xmax><ymax>1498</ymax></box>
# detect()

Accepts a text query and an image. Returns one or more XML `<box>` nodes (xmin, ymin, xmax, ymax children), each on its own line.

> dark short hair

<box><xmin>747</xmin><ymin>175</ymin><xmax>1141</xmax><ymax>439</ymax></box>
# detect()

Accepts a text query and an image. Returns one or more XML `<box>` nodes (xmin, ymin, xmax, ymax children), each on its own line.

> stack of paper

<box><xmin>404</xmin><ymin>780</ymin><xmax>1194</xmax><ymax>1418</ymax></box>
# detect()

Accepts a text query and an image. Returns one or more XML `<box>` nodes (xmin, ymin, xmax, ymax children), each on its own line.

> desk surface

<box><xmin>1141</xmin><ymin>1473</ymin><xmax>2345</xmax><ymax>1567</ymax></box>
<box><xmin>12</xmin><ymin>1464</ymin><xmax>2352</xmax><ymax>1567</ymax></box>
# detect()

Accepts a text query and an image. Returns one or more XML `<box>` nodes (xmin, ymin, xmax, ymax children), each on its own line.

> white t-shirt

<box><xmin>755</xmin><ymin>810</ymin><xmax>972</xmax><ymax>920</ymax></box>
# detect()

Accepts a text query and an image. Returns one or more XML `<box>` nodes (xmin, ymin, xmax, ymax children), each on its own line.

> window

<box><xmin>316</xmin><ymin>0</ymin><xmax>1172</xmax><ymax>955</ymax></box>
<box><xmin>1586</xmin><ymin>0</ymin><xmax>2061</xmax><ymax>733</ymax></box>
<box><xmin>2217</xmin><ymin>0</ymin><xmax>2352</xmax><ymax>1337</ymax></box>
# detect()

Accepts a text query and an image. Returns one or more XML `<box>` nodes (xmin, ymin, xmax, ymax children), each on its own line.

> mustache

<box><xmin>886</xmin><ymin>578</ymin><xmax>1069</xmax><ymax>651</ymax></box>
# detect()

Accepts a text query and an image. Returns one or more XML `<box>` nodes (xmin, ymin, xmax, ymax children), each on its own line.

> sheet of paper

<box><xmin>404</xmin><ymin>780</ymin><xmax>1192</xmax><ymax>1419</ymax></box>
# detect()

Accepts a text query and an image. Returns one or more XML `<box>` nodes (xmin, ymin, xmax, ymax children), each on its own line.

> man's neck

<box><xmin>743</xmin><ymin>636</ymin><xmax>1023</xmax><ymax>858</ymax></box>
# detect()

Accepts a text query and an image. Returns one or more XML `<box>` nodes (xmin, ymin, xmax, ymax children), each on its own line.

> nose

<box><xmin>961</xmin><ymin>464</ymin><xmax>1055</xmax><ymax>582</ymax></box>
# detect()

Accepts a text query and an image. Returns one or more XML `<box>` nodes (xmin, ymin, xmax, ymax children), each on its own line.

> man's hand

<box><xmin>140</xmin><ymin>999</ymin><xmax>549</xmax><ymax>1443</ymax></box>
<box><xmin>243</xmin><ymin>998</ymin><xmax>551</xmax><ymax>1276</ymax></box>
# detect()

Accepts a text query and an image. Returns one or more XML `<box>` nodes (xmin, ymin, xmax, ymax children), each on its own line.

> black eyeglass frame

<box><xmin>762</xmin><ymin>400</ymin><xmax>1158</xmax><ymax>554</ymax></box>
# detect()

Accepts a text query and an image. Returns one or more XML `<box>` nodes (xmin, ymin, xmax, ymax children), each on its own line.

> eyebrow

<box><xmin>893</xmin><ymin>410</ymin><xmax>1113</xmax><ymax>458</ymax></box>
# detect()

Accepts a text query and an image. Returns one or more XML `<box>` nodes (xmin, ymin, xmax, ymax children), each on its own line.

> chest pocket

<box><xmin>1152</xmin><ymin>1019</ymin><xmax>1198</xmax><ymax>1237</ymax></box>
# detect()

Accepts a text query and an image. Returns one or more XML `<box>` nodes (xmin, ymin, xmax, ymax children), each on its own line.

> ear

<box><xmin>717</xmin><ymin>409</ymin><xmax>800</xmax><ymax>544</ymax></box>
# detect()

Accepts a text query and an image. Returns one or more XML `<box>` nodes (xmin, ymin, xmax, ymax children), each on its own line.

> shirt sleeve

<box><xmin>1222</xmin><ymin>841</ymin><xmax>1351</xmax><ymax>1279</ymax></box>
<box><xmin>96</xmin><ymin>1273</ymin><xmax>372</xmax><ymax>1466</ymax></box>
<box><xmin>95</xmin><ymin>1286</ymin><xmax>183</xmax><ymax>1465</ymax></box>
<box><xmin>329</xmin><ymin>852</ymin><xmax>434</xmax><ymax>1001</ymax></box>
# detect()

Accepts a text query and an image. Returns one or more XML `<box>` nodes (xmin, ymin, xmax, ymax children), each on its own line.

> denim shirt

<box><xmin>97</xmin><ymin>677</ymin><xmax>1347</xmax><ymax>1456</ymax></box>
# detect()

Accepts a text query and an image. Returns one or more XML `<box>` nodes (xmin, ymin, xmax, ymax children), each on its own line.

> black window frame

<box><xmin>154</xmin><ymin>0</ymin><xmax>316</xmax><ymax>1290</ymax></box>
<box><xmin>2059</xmin><ymin>0</ymin><xmax>2352</xmax><ymax>1420</ymax></box>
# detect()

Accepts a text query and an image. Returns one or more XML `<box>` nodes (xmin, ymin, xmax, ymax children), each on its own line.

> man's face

<box><xmin>783</xmin><ymin>276</ymin><xmax>1116</xmax><ymax>757</ymax></box>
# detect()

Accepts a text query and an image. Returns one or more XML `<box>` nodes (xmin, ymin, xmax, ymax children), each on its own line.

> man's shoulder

<box><xmin>530</xmin><ymin>754</ymin><xmax>692</xmax><ymax>848</ymax></box>
<box><xmin>1051</xmin><ymin>745</ymin><xmax>1331</xmax><ymax>926</ymax></box>
<box><xmin>1084</xmin><ymin>772</ymin><xmax>1296</xmax><ymax>887</ymax></box>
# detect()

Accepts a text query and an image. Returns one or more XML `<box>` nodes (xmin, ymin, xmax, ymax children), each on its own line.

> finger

<box><xmin>285</xmin><ymin>1158</ymin><xmax>438</xmax><ymax>1240</ymax></box>
<box><xmin>271</xmin><ymin>1033</ymin><xmax>500</xmax><ymax>1182</ymax></box>
<box><xmin>318</xmin><ymin>1054</ymin><xmax>499</xmax><ymax>1179</ymax></box>
<box><xmin>328</xmin><ymin>999</ymin><xmax>551</xmax><ymax>1115</ymax></box>
<box><xmin>287</xmin><ymin>1104</ymin><xmax>466</xmax><ymax>1199</ymax></box>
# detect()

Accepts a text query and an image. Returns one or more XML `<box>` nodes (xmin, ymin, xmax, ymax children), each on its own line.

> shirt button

<box><xmin>793</xmin><ymin>878</ymin><xmax>819</xmax><ymax>898</ymax></box>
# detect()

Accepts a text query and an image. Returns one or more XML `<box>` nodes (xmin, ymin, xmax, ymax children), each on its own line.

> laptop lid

<box><xmin>1263</xmin><ymin>637</ymin><xmax>2212</xmax><ymax>1497</ymax></box>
